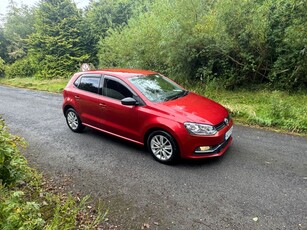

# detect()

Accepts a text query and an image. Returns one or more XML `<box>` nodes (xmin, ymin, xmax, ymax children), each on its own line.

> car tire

<box><xmin>65</xmin><ymin>108</ymin><xmax>85</xmax><ymax>133</ymax></box>
<box><xmin>147</xmin><ymin>130</ymin><xmax>179</xmax><ymax>164</ymax></box>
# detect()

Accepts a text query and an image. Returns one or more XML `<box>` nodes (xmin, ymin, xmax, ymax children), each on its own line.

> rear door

<box><xmin>72</xmin><ymin>74</ymin><xmax>103</xmax><ymax>128</ymax></box>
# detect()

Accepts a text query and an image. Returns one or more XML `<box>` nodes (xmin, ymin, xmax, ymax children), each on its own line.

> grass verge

<box><xmin>0</xmin><ymin>77</ymin><xmax>68</xmax><ymax>93</ymax></box>
<box><xmin>0</xmin><ymin>77</ymin><xmax>306</xmax><ymax>135</ymax></box>
<box><xmin>186</xmin><ymin>83</ymin><xmax>307</xmax><ymax>135</ymax></box>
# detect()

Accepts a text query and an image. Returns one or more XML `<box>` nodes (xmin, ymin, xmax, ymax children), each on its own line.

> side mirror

<box><xmin>121</xmin><ymin>97</ymin><xmax>138</xmax><ymax>106</ymax></box>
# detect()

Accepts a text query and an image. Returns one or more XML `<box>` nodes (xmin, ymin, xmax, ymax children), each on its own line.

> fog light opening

<box><xmin>198</xmin><ymin>146</ymin><xmax>211</xmax><ymax>151</ymax></box>
<box><xmin>194</xmin><ymin>145</ymin><xmax>216</xmax><ymax>154</ymax></box>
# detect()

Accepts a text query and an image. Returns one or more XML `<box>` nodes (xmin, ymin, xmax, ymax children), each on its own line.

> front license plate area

<box><xmin>225</xmin><ymin>126</ymin><xmax>233</xmax><ymax>140</ymax></box>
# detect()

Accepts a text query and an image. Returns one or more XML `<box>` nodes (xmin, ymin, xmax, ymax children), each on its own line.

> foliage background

<box><xmin>99</xmin><ymin>0</ymin><xmax>306</xmax><ymax>90</ymax></box>
<box><xmin>0</xmin><ymin>0</ymin><xmax>305</xmax><ymax>90</ymax></box>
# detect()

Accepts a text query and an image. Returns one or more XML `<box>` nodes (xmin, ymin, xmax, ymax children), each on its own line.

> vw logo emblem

<box><xmin>224</xmin><ymin>118</ymin><xmax>229</xmax><ymax>125</ymax></box>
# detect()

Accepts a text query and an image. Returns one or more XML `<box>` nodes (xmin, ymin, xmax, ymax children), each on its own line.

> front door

<box><xmin>99</xmin><ymin>77</ymin><xmax>142</xmax><ymax>142</ymax></box>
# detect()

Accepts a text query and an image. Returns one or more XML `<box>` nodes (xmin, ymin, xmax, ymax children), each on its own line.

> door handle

<box><xmin>75</xmin><ymin>95</ymin><xmax>80</xmax><ymax>99</ymax></box>
<box><xmin>99</xmin><ymin>103</ymin><xmax>106</xmax><ymax>108</ymax></box>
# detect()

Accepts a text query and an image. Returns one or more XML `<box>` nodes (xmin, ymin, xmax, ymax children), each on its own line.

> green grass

<box><xmin>0</xmin><ymin>77</ymin><xmax>306</xmax><ymax>135</ymax></box>
<box><xmin>188</xmin><ymin>84</ymin><xmax>307</xmax><ymax>135</ymax></box>
<box><xmin>0</xmin><ymin>77</ymin><xmax>68</xmax><ymax>93</ymax></box>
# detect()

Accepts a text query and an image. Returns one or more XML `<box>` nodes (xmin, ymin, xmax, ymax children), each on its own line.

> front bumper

<box><xmin>186</xmin><ymin>136</ymin><xmax>233</xmax><ymax>159</ymax></box>
<box><xmin>178</xmin><ymin>121</ymin><xmax>233</xmax><ymax>159</ymax></box>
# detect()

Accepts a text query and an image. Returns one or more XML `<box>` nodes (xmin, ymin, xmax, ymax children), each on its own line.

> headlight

<box><xmin>184</xmin><ymin>122</ymin><xmax>217</xmax><ymax>135</ymax></box>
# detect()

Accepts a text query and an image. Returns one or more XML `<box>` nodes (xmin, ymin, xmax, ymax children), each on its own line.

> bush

<box><xmin>0</xmin><ymin>116</ymin><xmax>43</xmax><ymax>229</ymax></box>
<box><xmin>4</xmin><ymin>57</ymin><xmax>36</xmax><ymax>79</ymax></box>
<box><xmin>267</xmin><ymin>0</ymin><xmax>307</xmax><ymax>90</ymax></box>
<box><xmin>0</xmin><ymin>116</ymin><xmax>107</xmax><ymax>229</ymax></box>
<box><xmin>0</xmin><ymin>190</ymin><xmax>45</xmax><ymax>230</ymax></box>
<box><xmin>0</xmin><ymin>57</ymin><xmax>5</xmax><ymax>77</ymax></box>
<box><xmin>98</xmin><ymin>0</ymin><xmax>306</xmax><ymax>90</ymax></box>
<box><xmin>0</xmin><ymin>116</ymin><xmax>35</xmax><ymax>187</ymax></box>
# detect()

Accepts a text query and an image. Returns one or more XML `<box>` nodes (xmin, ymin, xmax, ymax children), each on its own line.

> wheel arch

<box><xmin>63</xmin><ymin>105</ymin><xmax>75</xmax><ymax>116</ymax></box>
<box><xmin>144</xmin><ymin>127</ymin><xmax>162</xmax><ymax>148</ymax></box>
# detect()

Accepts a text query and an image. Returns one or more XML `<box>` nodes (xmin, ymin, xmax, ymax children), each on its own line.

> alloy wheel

<box><xmin>67</xmin><ymin>111</ymin><xmax>79</xmax><ymax>130</ymax></box>
<box><xmin>150</xmin><ymin>134</ymin><xmax>173</xmax><ymax>161</ymax></box>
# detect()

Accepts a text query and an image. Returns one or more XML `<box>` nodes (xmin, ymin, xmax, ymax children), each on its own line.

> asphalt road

<box><xmin>0</xmin><ymin>85</ymin><xmax>306</xmax><ymax>230</ymax></box>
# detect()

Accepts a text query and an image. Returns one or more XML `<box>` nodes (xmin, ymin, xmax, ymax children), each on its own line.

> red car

<box><xmin>62</xmin><ymin>69</ymin><xmax>233</xmax><ymax>164</ymax></box>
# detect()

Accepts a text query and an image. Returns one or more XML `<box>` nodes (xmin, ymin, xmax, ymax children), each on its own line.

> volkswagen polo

<box><xmin>62</xmin><ymin>69</ymin><xmax>233</xmax><ymax>164</ymax></box>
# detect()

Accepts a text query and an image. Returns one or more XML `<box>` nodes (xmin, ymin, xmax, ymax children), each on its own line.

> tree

<box><xmin>266</xmin><ymin>0</ymin><xmax>307</xmax><ymax>89</ymax></box>
<box><xmin>98</xmin><ymin>0</ymin><xmax>306</xmax><ymax>90</ymax></box>
<box><xmin>3</xmin><ymin>0</ymin><xmax>35</xmax><ymax>63</ymax></box>
<box><xmin>84</xmin><ymin>0</ymin><xmax>145</xmax><ymax>66</ymax></box>
<box><xmin>28</xmin><ymin>0</ymin><xmax>90</xmax><ymax>78</ymax></box>
<box><xmin>85</xmin><ymin>0</ymin><xmax>139</xmax><ymax>39</ymax></box>
<box><xmin>98</xmin><ymin>0</ymin><xmax>213</xmax><ymax>74</ymax></box>
<box><xmin>0</xmin><ymin>27</ymin><xmax>10</xmax><ymax>63</ymax></box>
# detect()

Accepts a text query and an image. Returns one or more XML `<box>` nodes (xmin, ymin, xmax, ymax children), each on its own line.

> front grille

<box><xmin>215</xmin><ymin>114</ymin><xmax>230</xmax><ymax>131</ymax></box>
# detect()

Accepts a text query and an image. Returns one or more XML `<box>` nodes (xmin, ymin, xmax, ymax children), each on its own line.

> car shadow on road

<box><xmin>177</xmin><ymin>157</ymin><xmax>223</xmax><ymax>167</ymax></box>
<box><xmin>83</xmin><ymin>127</ymin><xmax>231</xmax><ymax>168</ymax></box>
<box><xmin>178</xmin><ymin>144</ymin><xmax>235</xmax><ymax>168</ymax></box>
<box><xmin>84</xmin><ymin>128</ymin><xmax>146</xmax><ymax>151</ymax></box>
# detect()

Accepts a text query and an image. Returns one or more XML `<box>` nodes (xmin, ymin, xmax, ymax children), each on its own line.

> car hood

<box><xmin>160</xmin><ymin>92</ymin><xmax>229</xmax><ymax>125</ymax></box>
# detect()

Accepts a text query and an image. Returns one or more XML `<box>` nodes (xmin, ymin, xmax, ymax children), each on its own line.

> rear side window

<box><xmin>75</xmin><ymin>76</ymin><xmax>101</xmax><ymax>94</ymax></box>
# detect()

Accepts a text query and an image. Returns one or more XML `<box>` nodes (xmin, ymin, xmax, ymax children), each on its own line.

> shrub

<box><xmin>0</xmin><ymin>116</ymin><xmax>107</xmax><ymax>229</ymax></box>
<box><xmin>0</xmin><ymin>190</ymin><xmax>45</xmax><ymax>230</ymax></box>
<box><xmin>4</xmin><ymin>57</ymin><xmax>36</xmax><ymax>79</ymax></box>
<box><xmin>0</xmin><ymin>116</ymin><xmax>36</xmax><ymax>187</ymax></box>
<box><xmin>98</xmin><ymin>0</ymin><xmax>306</xmax><ymax>90</ymax></box>
<box><xmin>0</xmin><ymin>57</ymin><xmax>5</xmax><ymax>77</ymax></box>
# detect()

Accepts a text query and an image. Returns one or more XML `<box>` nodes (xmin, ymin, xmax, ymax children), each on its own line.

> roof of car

<box><xmin>79</xmin><ymin>68</ymin><xmax>157</xmax><ymax>78</ymax></box>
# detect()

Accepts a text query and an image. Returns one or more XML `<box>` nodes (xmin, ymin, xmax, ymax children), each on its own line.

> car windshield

<box><xmin>129</xmin><ymin>74</ymin><xmax>188</xmax><ymax>102</ymax></box>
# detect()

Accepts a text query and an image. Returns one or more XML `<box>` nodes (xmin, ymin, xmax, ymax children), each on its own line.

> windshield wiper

<box><xmin>165</xmin><ymin>90</ymin><xmax>189</xmax><ymax>101</ymax></box>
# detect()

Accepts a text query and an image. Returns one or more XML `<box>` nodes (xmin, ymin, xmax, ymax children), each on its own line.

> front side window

<box><xmin>103</xmin><ymin>78</ymin><xmax>133</xmax><ymax>100</ymax></box>
<box><xmin>75</xmin><ymin>76</ymin><xmax>101</xmax><ymax>94</ymax></box>
<box><xmin>129</xmin><ymin>74</ymin><xmax>187</xmax><ymax>102</ymax></box>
